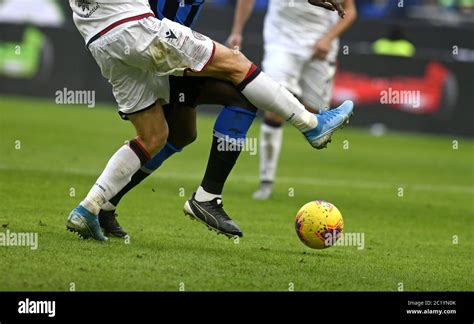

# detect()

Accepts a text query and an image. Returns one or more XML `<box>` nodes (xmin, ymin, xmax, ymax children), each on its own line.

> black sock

<box><xmin>200</xmin><ymin>136</ymin><xmax>242</xmax><ymax>195</ymax></box>
<box><xmin>108</xmin><ymin>170</ymin><xmax>150</xmax><ymax>207</ymax></box>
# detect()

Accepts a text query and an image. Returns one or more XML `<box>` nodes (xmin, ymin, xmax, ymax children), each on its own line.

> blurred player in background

<box><xmin>228</xmin><ymin>0</ymin><xmax>357</xmax><ymax>200</ymax></box>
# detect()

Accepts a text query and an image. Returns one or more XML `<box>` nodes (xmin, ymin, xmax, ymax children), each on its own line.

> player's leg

<box><xmin>99</xmin><ymin>102</ymin><xmax>196</xmax><ymax>238</ymax></box>
<box><xmin>193</xmin><ymin>78</ymin><xmax>257</xmax><ymax>204</ymax></box>
<box><xmin>253</xmin><ymin>111</ymin><xmax>284</xmax><ymax>200</ymax></box>
<box><xmin>300</xmin><ymin>59</ymin><xmax>337</xmax><ymax>115</ymax></box>
<box><xmin>66</xmin><ymin>102</ymin><xmax>168</xmax><ymax>241</ymax></box>
<box><xmin>187</xmin><ymin>41</ymin><xmax>353</xmax><ymax>149</ymax></box>
<box><xmin>188</xmin><ymin>42</ymin><xmax>314</xmax><ymax>132</ymax></box>
<box><xmin>99</xmin><ymin>77</ymin><xmax>201</xmax><ymax>237</ymax></box>
<box><xmin>255</xmin><ymin>58</ymin><xmax>335</xmax><ymax>200</ymax></box>
<box><xmin>182</xmin><ymin>78</ymin><xmax>257</xmax><ymax>237</ymax></box>
<box><xmin>66</xmin><ymin>30</ymin><xmax>171</xmax><ymax>241</ymax></box>
<box><xmin>145</xmin><ymin>17</ymin><xmax>351</xmax><ymax>147</ymax></box>
<box><xmin>253</xmin><ymin>51</ymin><xmax>304</xmax><ymax>200</ymax></box>
<box><xmin>102</xmin><ymin>76</ymin><xmax>201</xmax><ymax>212</ymax></box>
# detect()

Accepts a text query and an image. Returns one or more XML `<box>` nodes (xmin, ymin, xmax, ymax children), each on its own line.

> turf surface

<box><xmin>0</xmin><ymin>97</ymin><xmax>473</xmax><ymax>291</ymax></box>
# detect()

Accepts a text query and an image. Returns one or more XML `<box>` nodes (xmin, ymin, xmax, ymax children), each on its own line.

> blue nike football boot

<box><xmin>66</xmin><ymin>205</ymin><xmax>108</xmax><ymax>241</ymax></box>
<box><xmin>304</xmin><ymin>100</ymin><xmax>354</xmax><ymax>149</ymax></box>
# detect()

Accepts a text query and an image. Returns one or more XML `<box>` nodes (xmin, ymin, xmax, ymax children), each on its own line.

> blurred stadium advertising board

<box><xmin>331</xmin><ymin>56</ymin><xmax>473</xmax><ymax>136</ymax></box>
<box><xmin>0</xmin><ymin>2</ymin><xmax>473</xmax><ymax>136</ymax></box>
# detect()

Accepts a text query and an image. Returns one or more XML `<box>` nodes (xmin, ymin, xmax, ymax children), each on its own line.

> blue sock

<box><xmin>141</xmin><ymin>142</ymin><xmax>182</xmax><ymax>173</ymax></box>
<box><xmin>214</xmin><ymin>106</ymin><xmax>257</xmax><ymax>141</ymax></box>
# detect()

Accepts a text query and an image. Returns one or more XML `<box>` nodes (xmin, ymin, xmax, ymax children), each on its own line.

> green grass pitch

<box><xmin>0</xmin><ymin>96</ymin><xmax>473</xmax><ymax>291</ymax></box>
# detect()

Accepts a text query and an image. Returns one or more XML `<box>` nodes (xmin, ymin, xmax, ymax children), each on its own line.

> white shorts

<box><xmin>89</xmin><ymin>17</ymin><xmax>215</xmax><ymax>116</ymax></box>
<box><xmin>262</xmin><ymin>48</ymin><xmax>336</xmax><ymax>110</ymax></box>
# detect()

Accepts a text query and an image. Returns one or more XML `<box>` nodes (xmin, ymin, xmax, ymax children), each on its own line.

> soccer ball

<box><xmin>294</xmin><ymin>200</ymin><xmax>344</xmax><ymax>249</ymax></box>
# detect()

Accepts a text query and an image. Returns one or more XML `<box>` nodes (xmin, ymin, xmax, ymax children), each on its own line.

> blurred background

<box><xmin>0</xmin><ymin>0</ymin><xmax>473</xmax><ymax>135</ymax></box>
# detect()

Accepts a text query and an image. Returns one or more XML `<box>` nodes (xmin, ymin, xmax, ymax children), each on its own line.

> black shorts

<box><xmin>167</xmin><ymin>76</ymin><xmax>203</xmax><ymax>108</ymax></box>
<box><xmin>119</xmin><ymin>76</ymin><xmax>202</xmax><ymax>120</ymax></box>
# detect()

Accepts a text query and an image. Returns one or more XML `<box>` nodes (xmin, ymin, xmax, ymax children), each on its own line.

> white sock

<box><xmin>241</xmin><ymin>72</ymin><xmax>317</xmax><ymax>132</ymax></box>
<box><xmin>195</xmin><ymin>186</ymin><xmax>221</xmax><ymax>202</ymax></box>
<box><xmin>81</xmin><ymin>145</ymin><xmax>142</xmax><ymax>215</ymax></box>
<box><xmin>259</xmin><ymin>123</ymin><xmax>283</xmax><ymax>183</ymax></box>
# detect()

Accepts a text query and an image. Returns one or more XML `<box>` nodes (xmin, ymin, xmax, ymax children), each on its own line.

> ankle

<box><xmin>195</xmin><ymin>186</ymin><xmax>221</xmax><ymax>202</ymax></box>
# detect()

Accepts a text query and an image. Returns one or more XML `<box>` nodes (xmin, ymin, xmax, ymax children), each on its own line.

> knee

<box><xmin>139</xmin><ymin>127</ymin><xmax>169</xmax><ymax>156</ymax></box>
<box><xmin>169</xmin><ymin>129</ymin><xmax>197</xmax><ymax>149</ymax></box>
<box><xmin>226</xmin><ymin>51</ymin><xmax>253</xmax><ymax>84</ymax></box>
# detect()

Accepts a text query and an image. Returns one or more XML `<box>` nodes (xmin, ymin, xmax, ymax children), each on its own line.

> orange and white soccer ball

<box><xmin>295</xmin><ymin>200</ymin><xmax>344</xmax><ymax>249</ymax></box>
